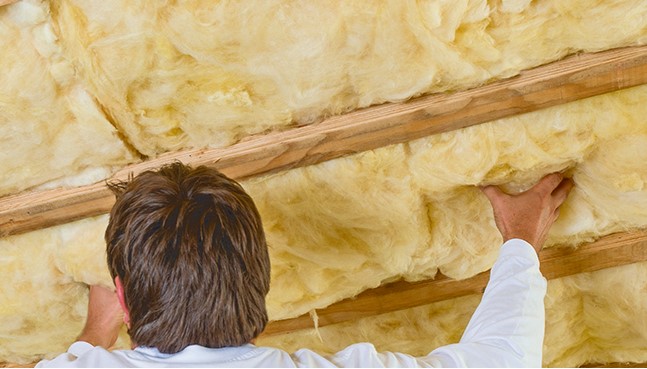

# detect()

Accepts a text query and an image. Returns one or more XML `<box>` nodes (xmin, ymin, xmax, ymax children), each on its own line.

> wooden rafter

<box><xmin>2</xmin><ymin>45</ymin><xmax>647</xmax><ymax>237</ymax></box>
<box><xmin>261</xmin><ymin>230</ymin><xmax>647</xmax><ymax>336</ymax></box>
<box><xmin>580</xmin><ymin>361</ymin><xmax>647</xmax><ymax>368</ymax></box>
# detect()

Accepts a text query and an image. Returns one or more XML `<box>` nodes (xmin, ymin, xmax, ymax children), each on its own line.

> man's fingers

<box><xmin>480</xmin><ymin>185</ymin><xmax>505</xmax><ymax>204</ymax></box>
<box><xmin>551</xmin><ymin>178</ymin><xmax>574</xmax><ymax>206</ymax></box>
<box><xmin>533</xmin><ymin>172</ymin><xmax>564</xmax><ymax>194</ymax></box>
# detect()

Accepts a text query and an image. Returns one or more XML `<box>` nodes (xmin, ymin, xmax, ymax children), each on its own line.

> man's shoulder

<box><xmin>38</xmin><ymin>342</ymin><xmax>297</xmax><ymax>368</ymax></box>
<box><xmin>37</xmin><ymin>342</ymin><xmax>130</xmax><ymax>368</ymax></box>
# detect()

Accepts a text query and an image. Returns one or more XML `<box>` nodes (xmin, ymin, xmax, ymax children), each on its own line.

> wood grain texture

<box><xmin>2</xmin><ymin>45</ymin><xmax>647</xmax><ymax>237</ymax></box>
<box><xmin>580</xmin><ymin>361</ymin><xmax>647</xmax><ymax>368</ymax></box>
<box><xmin>261</xmin><ymin>230</ymin><xmax>647</xmax><ymax>336</ymax></box>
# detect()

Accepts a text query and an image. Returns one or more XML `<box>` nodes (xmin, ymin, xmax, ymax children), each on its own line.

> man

<box><xmin>38</xmin><ymin>162</ymin><xmax>573</xmax><ymax>367</ymax></box>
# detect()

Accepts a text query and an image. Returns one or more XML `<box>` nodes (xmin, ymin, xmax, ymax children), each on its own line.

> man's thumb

<box><xmin>480</xmin><ymin>185</ymin><xmax>505</xmax><ymax>204</ymax></box>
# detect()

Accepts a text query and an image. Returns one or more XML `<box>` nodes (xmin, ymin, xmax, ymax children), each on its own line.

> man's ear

<box><xmin>114</xmin><ymin>276</ymin><xmax>131</xmax><ymax>328</ymax></box>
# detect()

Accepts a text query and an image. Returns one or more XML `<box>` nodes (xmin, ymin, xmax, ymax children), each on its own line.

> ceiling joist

<box><xmin>2</xmin><ymin>45</ymin><xmax>647</xmax><ymax>238</ymax></box>
<box><xmin>262</xmin><ymin>230</ymin><xmax>647</xmax><ymax>336</ymax></box>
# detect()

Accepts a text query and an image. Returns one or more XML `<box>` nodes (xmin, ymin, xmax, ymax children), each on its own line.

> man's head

<box><xmin>105</xmin><ymin>162</ymin><xmax>270</xmax><ymax>353</ymax></box>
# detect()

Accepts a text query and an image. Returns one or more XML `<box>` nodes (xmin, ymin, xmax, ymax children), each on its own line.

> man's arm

<box><xmin>427</xmin><ymin>238</ymin><xmax>546</xmax><ymax>367</ymax></box>
<box><xmin>77</xmin><ymin>284</ymin><xmax>124</xmax><ymax>349</ymax></box>
<box><xmin>426</xmin><ymin>173</ymin><xmax>573</xmax><ymax>367</ymax></box>
<box><xmin>37</xmin><ymin>285</ymin><xmax>124</xmax><ymax>367</ymax></box>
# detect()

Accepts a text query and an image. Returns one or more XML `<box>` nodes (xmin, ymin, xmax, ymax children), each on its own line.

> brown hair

<box><xmin>105</xmin><ymin>162</ymin><xmax>270</xmax><ymax>353</ymax></box>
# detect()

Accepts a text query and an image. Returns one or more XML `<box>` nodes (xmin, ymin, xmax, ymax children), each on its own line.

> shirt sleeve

<box><xmin>425</xmin><ymin>238</ymin><xmax>547</xmax><ymax>367</ymax></box>
<box><xmin>307</xmin><ymin>239</ymin><xmax>547</xmax><ymax>368</ymax></box>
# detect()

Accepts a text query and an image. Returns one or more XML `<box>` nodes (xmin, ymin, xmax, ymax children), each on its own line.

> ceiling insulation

<box><xmin>1</xmin><ymin>0</ymin><xmax>646</xmax><ymax>367</ymax></box>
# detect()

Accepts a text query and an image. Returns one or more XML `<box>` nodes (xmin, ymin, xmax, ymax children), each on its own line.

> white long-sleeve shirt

<box><xmin>37</xmin><ymin>238</ymin><xmax>547</xmax><ymax>368</ymax></box>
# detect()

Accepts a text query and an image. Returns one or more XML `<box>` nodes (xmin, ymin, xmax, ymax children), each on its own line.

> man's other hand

<box><xmin>481</xmin><ymin>172</ymin><xmax>574</xmax><ymax>253</ymax></box>
<box><xmin>77</xmin><ymin>285</ymin><xmax>124</xmax><ymax>349</ymax></box>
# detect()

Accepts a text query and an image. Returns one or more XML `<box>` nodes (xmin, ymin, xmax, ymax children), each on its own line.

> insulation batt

<box><xmin>256</xmin><ymin>84</ymin><xmax>647</xmax><ymax>367</ymax></box>
<box><xmin>46</xmin><ymin>0</ymin><xmax>647</xmax><ymax>157</ymax></box>
<box><xmin>0</xmin><ymin>0</ymin><xmax>134</xmax><ymax>196</ymax></box>
<box><xmin>1</xmin><ymin>0</ymin><xmax>647</xmax><ymax>367</ymax></box>
<box><xmin>3</xmin><ymin>84</ymin><xmax>647</xmax><ymax>366</ymax></box>
<box><xmin>257</xmin><ymin>262</ymin><xmax>647</xmax><ymax>367</ymax></box>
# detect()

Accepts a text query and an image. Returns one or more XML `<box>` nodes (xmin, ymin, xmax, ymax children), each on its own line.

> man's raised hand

<box><xmin>77</xmin><ymin>285</ymin><xmax>124</xmax><ymax>349</ymax></box>
<box><xmin>481</xmin><ymin>173</ymin><xmax>574</xmax><ymax>253</ymax></box>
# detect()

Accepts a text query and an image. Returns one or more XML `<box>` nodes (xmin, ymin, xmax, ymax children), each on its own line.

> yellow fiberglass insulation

<box><xmin>256</xmin><ymin>85</ymin><xmax>647</xmax><ymax>367</ymax></box>
<box><xmin>1</xmin><ymin>0</ymin><xmax>647</xmax><ymax>367</ymax></box>
<box><xmin>3</xmin><ymin>84</ymin><xmax>647</xmax><ymax>366</ymax></box>
<box><xmin>46</xmin><ymin>0</ymin><xmax>647</xmax><ymax>157</ymax></box>
<box><xmin>256</xmin><ymin>261</ymin><xmax>647</xmax><ymax>368</ymax></box>
<box><xmin>0</xmin><ymin>0</ymin><xmax>135</xmax><ymax>196</ymax></box>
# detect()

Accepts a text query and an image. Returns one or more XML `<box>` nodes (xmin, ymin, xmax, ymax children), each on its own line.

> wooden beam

<box><xmin>580</xmin><ymin>361</ymin><xmax>647</xmax><ymax>368</ymax></box>
<box><xmin>261</xmin><ymin>230</ymin><xmax>647</xmax><ymax>336</ymax></box>
<box><xmin>2</xmin><ymin>46</ymin><xmax>647</xmax><ymax>237</ymax></box>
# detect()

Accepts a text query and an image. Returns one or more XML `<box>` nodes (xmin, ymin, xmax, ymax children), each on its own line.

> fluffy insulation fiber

<box><xmin>1</xmin><ymin>0</ymin><xmax>647</xmax><ymax>367</ymax></box>
<box><xmin>3</xmin><ymin>84</ymin><xmax>647</xmax><ymax>366</ymax></box>
<box><xmin>0</xmin><ymin>1</ymin><xmax>134</xmax><ymax>196</ymax></box>
<box><xmin>256</xmin><ymin>84</ymin><xmax>647</xmax><ymax>367</ymax></box>
<box><xmin>47</xmin><ymin>0</ymin><xmax>647</xmax><ymax>157</ymax></box>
